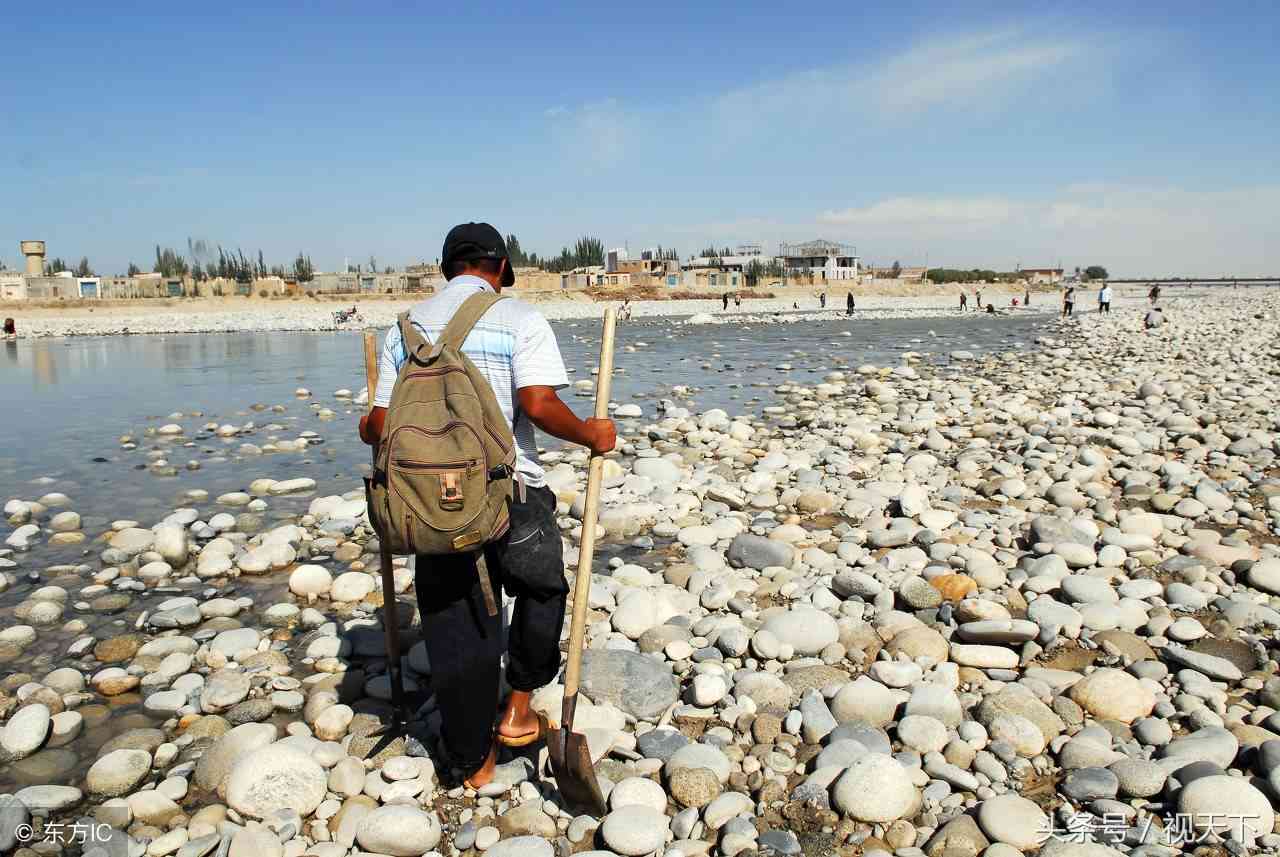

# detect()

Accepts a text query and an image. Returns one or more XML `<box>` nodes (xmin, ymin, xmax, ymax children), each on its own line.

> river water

<box><xmin>1</xmin><ymin>311</ymin><xmax>1049</xmax><ymax>522</ymax></box>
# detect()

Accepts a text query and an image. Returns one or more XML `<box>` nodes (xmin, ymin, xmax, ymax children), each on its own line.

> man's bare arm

<box><xmin>518</xmin><ymin>386</ymin><xmax>615</xmax><ymax>454</ymax></box>
<box><xmin>360</xmin><ymin>390</ymin><xmax>615</xmax><ymax>455</ymax></box>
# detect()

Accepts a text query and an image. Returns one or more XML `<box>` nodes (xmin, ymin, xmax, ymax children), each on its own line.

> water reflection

<box><xmin>33</xmin><ymin>345</ymin><xmax>58</xmax><ymax>385</ymax></box>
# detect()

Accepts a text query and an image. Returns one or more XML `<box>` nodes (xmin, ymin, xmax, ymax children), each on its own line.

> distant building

<box><xmin>685</xmin><ymin>254</ymin><xmax>756</xmax><ymax>273</ymax></box>
<box><xmin>23</xmin><ymin>276</ymin><xmax>78</xmax><ymax>299</ymax></box>
<box><xmin>779</xmin><ymin>240</ymin><xmax>859</xmax><ymax>281</ymax></box>
<box><xmin>1020</xmin><ymin>267</ymin><xmax>1064</xmax><ymax>285</ymax></box>
<box><xmin>0</xmin><ymin>272</ymin><xmax>26</xmax><ymax>300</ymax></box>
<box><xmin>605</xmin><ymin>248</ymin><xmax>629</xmax><ymax>272</ymax></box>
<box><xmin>682</xmin><ymin>269</ymin><xmax>744</xmax><ymax>290</ymax></box>
<box><xmin>405</xmin><ymin>263</ymin><xmax>443</xmax><ymax>293</ymax></box>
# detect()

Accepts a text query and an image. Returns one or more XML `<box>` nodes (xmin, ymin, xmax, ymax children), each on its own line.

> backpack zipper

<box><xmin>386</xmin><ymin>422</ymin><xmax>490</xmax><ymax>470</ymax></box>
<box><xmin>404</xmin><ymin>366</ymin><xmax>465</xmax><ymax>380</ymax></box>
<box><xmin>393</xmin><ymin>459</ymin><xmax>479</xmax><ymax>471</ymax></box>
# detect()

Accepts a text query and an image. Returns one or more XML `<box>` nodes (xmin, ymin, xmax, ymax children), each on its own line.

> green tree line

<box><xmin>504</xmin><ymin>234</ymin><xmax>613</xmax><ymax>272</ymax></box>
<box><xmin>143</xmin><ymin>240</ymin><xmax>315</xmax><ymax>282</ymax></box>
<box><xmin>925</xmin><ymin>268</ymin><xmax>1022</xmax><ymax>284</ymax></box>
<box><xmin>744</xmin><ymin>257</ymin><xmax>784</xmax><ymax>286</ymax></box>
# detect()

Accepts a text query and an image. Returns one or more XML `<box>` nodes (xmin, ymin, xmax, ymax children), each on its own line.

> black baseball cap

<box><xmin>441</xmin><ymin>222</ymin><xmax>515</xmax><ymax>288</ymax></box>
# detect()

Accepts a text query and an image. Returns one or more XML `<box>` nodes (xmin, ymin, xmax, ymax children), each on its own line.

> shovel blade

<box><xmin>547</xmin><ymin>727</ymin><xmax>607</xmax><ymax>817</ymax></box>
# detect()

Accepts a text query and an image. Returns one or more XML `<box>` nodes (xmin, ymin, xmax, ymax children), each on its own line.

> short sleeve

<box><xmin>513</xmin><ymin>313</ymin><xmax>569</xmax><ymax>390</ymax></box>
<box><xmin>372</xmin><ymin>324</ymin><xmax>405</xmax><ymax>408</ymax></box>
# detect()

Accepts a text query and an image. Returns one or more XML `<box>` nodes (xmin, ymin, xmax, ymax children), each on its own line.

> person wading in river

<box><xmin>358</xmin><ymin>223</ymin><xmax>616</xmax><ymax>788</ymax></box>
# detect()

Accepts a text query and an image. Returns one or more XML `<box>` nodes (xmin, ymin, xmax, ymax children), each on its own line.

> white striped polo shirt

<box><xmin>372</xmin><ymin>275</ymin><xmax>569</xmax><ymax>487</ymax></box>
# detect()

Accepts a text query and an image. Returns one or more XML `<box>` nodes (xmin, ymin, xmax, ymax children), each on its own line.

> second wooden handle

<box><xmin>562</xmin><ymin>309</ymin><xmax>617</xmax><ymax>698</ymax></box>
<box><xmin>363</xmin><ymin>331</ymin><xmax>379</xmax><ymax>416</ymax></box>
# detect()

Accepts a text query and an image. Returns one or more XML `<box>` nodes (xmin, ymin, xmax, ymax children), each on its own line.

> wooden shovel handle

<box><xmin>363</xmin><ymin>332</ymin><xmax>379</xmax><ymax>418</ymax></box>
<box><xmin>562</xmin><ymin>309</ymin><xmax>617</xmax><ymax>703</ymax></box>
<box><xmin>363</xmin><ymin>329</ymin><xmax>406</xmax><ymax>718</ymax></box>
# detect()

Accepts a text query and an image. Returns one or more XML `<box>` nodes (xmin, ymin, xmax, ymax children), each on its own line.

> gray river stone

<box><xmin>727</xmin><ymin>534</ymin><xmax>795</xmax><ymax>570</ymax></box>
<box><xmin>1159</xmin><ymin>644</ymin><xmax>1244</xmax><ymax>681</ymax></box>
<box><xmin>637</xmin><ymin>727</ymin><xmax>689</xmax><ymax>761</ymax></box>
<box><xmin>578</xmin><ymin>650</ymin><xmax>679</xmax><ymax>720</ymax></box>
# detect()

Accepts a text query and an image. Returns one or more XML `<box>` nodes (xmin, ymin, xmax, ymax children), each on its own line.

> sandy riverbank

<box><xmin>2</xmin><ymin>282</ymin><xmax>1124</xmax><ymax>338</ymax></box>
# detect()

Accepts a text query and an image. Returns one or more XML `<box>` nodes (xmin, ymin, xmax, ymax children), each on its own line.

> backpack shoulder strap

<box><xmin>398</xmin><ymin>312</ymin><xmax>432</xmax><ymax>363</ymax></box>
<box><xmin>436</xmin><ymin>291</ymin><xmax>506</xmax><ymax>355</ymax></box>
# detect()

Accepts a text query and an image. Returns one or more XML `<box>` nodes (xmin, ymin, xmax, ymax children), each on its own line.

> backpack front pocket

<box><xmin>385</xmin><ymin>422</ymin><xmax>488</xmax><ymax>548</ymax></box>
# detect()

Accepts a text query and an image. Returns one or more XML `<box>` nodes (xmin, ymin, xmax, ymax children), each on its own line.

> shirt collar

<box><xmin>445</xmin><ymin>274</ymin><xmax>496</xmax><ymax>294</ymax></box>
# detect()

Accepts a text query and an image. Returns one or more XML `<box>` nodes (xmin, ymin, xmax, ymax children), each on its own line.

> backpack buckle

<box><xmin>440</xmin><ymin>472</ymin><xmax>464</xmax><ymax>510</ymax></box>
<box><xmin>452</xmin><ymin>530</ymin><xmax>483</xmax><ymax>550</ymax></box>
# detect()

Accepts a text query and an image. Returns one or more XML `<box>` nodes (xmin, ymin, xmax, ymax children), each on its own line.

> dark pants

<box><xmin>415</xmin><ymin>485</ymin><xmax>567</xmax><ymax>772</ymax></box>
<box><xmin>1100</xmin><ymin>302</ymin><xmax>1110</xmax><ymax>313</ymax></box>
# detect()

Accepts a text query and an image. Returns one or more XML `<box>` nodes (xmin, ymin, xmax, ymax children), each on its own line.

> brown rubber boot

<box><xmin>496</xmin><ymin>690</ymin><xmax>547</xmax><ymax>747</ymax></box>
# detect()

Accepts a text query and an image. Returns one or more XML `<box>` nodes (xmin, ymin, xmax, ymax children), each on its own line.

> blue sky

<box><xmin>2</xmin><ymin>2</ymin><xmax>1277</xmax><ymax>276</ymax></box>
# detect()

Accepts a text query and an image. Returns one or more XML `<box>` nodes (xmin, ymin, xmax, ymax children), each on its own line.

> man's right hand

<box><xmin>585</xmin><ymin>418</ymin><xmax>617</xmax><ymax>455</ymax></box>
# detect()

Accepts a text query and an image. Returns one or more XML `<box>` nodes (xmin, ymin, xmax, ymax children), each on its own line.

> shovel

<box><xmin>363</xmin><ymin>331</ymin><xmax>407</xmax><ymax>726</ymax></box>
<box><xmin>548</xmin><ymin>307</ymin><xmax>616</xmax><ymax>817</ymax></box>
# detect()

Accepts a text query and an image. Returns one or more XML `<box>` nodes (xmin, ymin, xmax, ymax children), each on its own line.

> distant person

<box><xmin>2</xmin><ymin>318</ymin><xmax>14</xmax><ymax>337</ymax></box>
<box><xmin>1144</xmin><ymin>306</ymin><xmax>1165</xmax><ymax>329</ymax></box>
<box><xmin>820</xmin><ymin>292</ymin><xmax>827</xmax><ymax>309</ymax></box>
<box><xmin>1149</xmin><ymin>284</ymin><xmax>1161</xmax><ymax>304</ymax></box>
<box><xmin>1011</xmin><ymin>297</ymin><xmax>1019</xmax><ymax>307</ymax></box>
<box><xmin>722</xmin><ymin>293</ymin><xmax>729</xmax><ymax>311</ymax></box>
<box><xmin>986</xmin><ymin>303</ymin><xmax>996</xmax><ymax>314</ymax></box>
<box><xmin>1024</xmin><ymin>288</ymin><xmax>1031</xmax><ymax>306</ymax></box>
<box><xmin>975</xmin><ymin>289</ymin><xmax>983</xmax><ymax>310</ymax></box>
<box><xmin>1062</xmin><ymin>287</ymin><xmax>1075</xmax><ymax>317</ymax></box>
<box><xmin>621</xmin><ymin>298</ymin><xmax>632</xmax><ymax>321</ymax></box>
<box><xmin>734</xmin><ymin>295</ymin><xmax>741</xmax><ymax>308</ymax></box>
<box><xmin>1098</xmin><ymin>284</ymin><xmax>1112</xmax><ymax>313</ymax></box>
<box><xmin>959</xmin><ymin>292</ymin><xmax>968</xmax><ymax>311</ymax></box>
<box><xmin>792</xmin><ymin>301</ymin><xmax>799</xmax><ymax>309</ymax></box>
<box><xmin>846</xmin><ymin>292</ymin><xmax>855</xmax><ymax>316</ymax></box>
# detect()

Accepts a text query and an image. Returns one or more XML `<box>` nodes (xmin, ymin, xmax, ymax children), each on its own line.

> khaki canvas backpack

<box><xmin>366</xmin><ymin>292</ymin><xmax>516</xmax><ymax>561</ymax></box>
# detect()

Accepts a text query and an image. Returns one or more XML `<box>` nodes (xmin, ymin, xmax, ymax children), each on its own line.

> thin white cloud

<box><xmin>866</xmin><ymin>28</ymin><xmax>1083</xmax><ymax>113</ymax></box>
<box><xmin>547</xmin><ymin>98</ymin><xmax>633</xmax><ymax>171</ymax></box>
<box><xmin>819</xmin><ymin>197</ymin><xmax>1022</xmax><ymax>227</ymax></box>
<box><xmin>547</xmin><ymin>24</ymin><xmax>1095</xmax><ymax>167</ymax></box>
<box><xmin>711</xmin><ymin>26</ymin><xmax>1086</xmax><ymax>124</ymax></box>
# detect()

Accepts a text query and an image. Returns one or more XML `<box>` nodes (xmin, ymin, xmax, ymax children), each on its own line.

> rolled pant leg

<box><xmin>416</xmin><ymin>551</ymin><xmax>503</xmax><ymax>772</ymax></box>
<box><xmin>494</xmin><ymin>486</ymin><xmax>569</xmax><ymax>691</ymax></box>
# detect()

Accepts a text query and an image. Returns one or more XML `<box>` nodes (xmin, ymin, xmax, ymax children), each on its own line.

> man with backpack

<box><xmin>358</xmin><ymin>223</ymin><xmax>616</xmax><ymax>788</ymax></box>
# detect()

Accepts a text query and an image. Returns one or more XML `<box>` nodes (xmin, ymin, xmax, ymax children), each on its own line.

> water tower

<box><xmin>21</xmin><ymin>240</ymin><xmax>46</xmax><ymax>276</ymax></box>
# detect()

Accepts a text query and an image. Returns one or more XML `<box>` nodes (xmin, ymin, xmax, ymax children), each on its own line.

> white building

<box><xmin>780</xmin><ymin>240</ymin><xmax>859</xmax><ymax>281</ymax></box>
